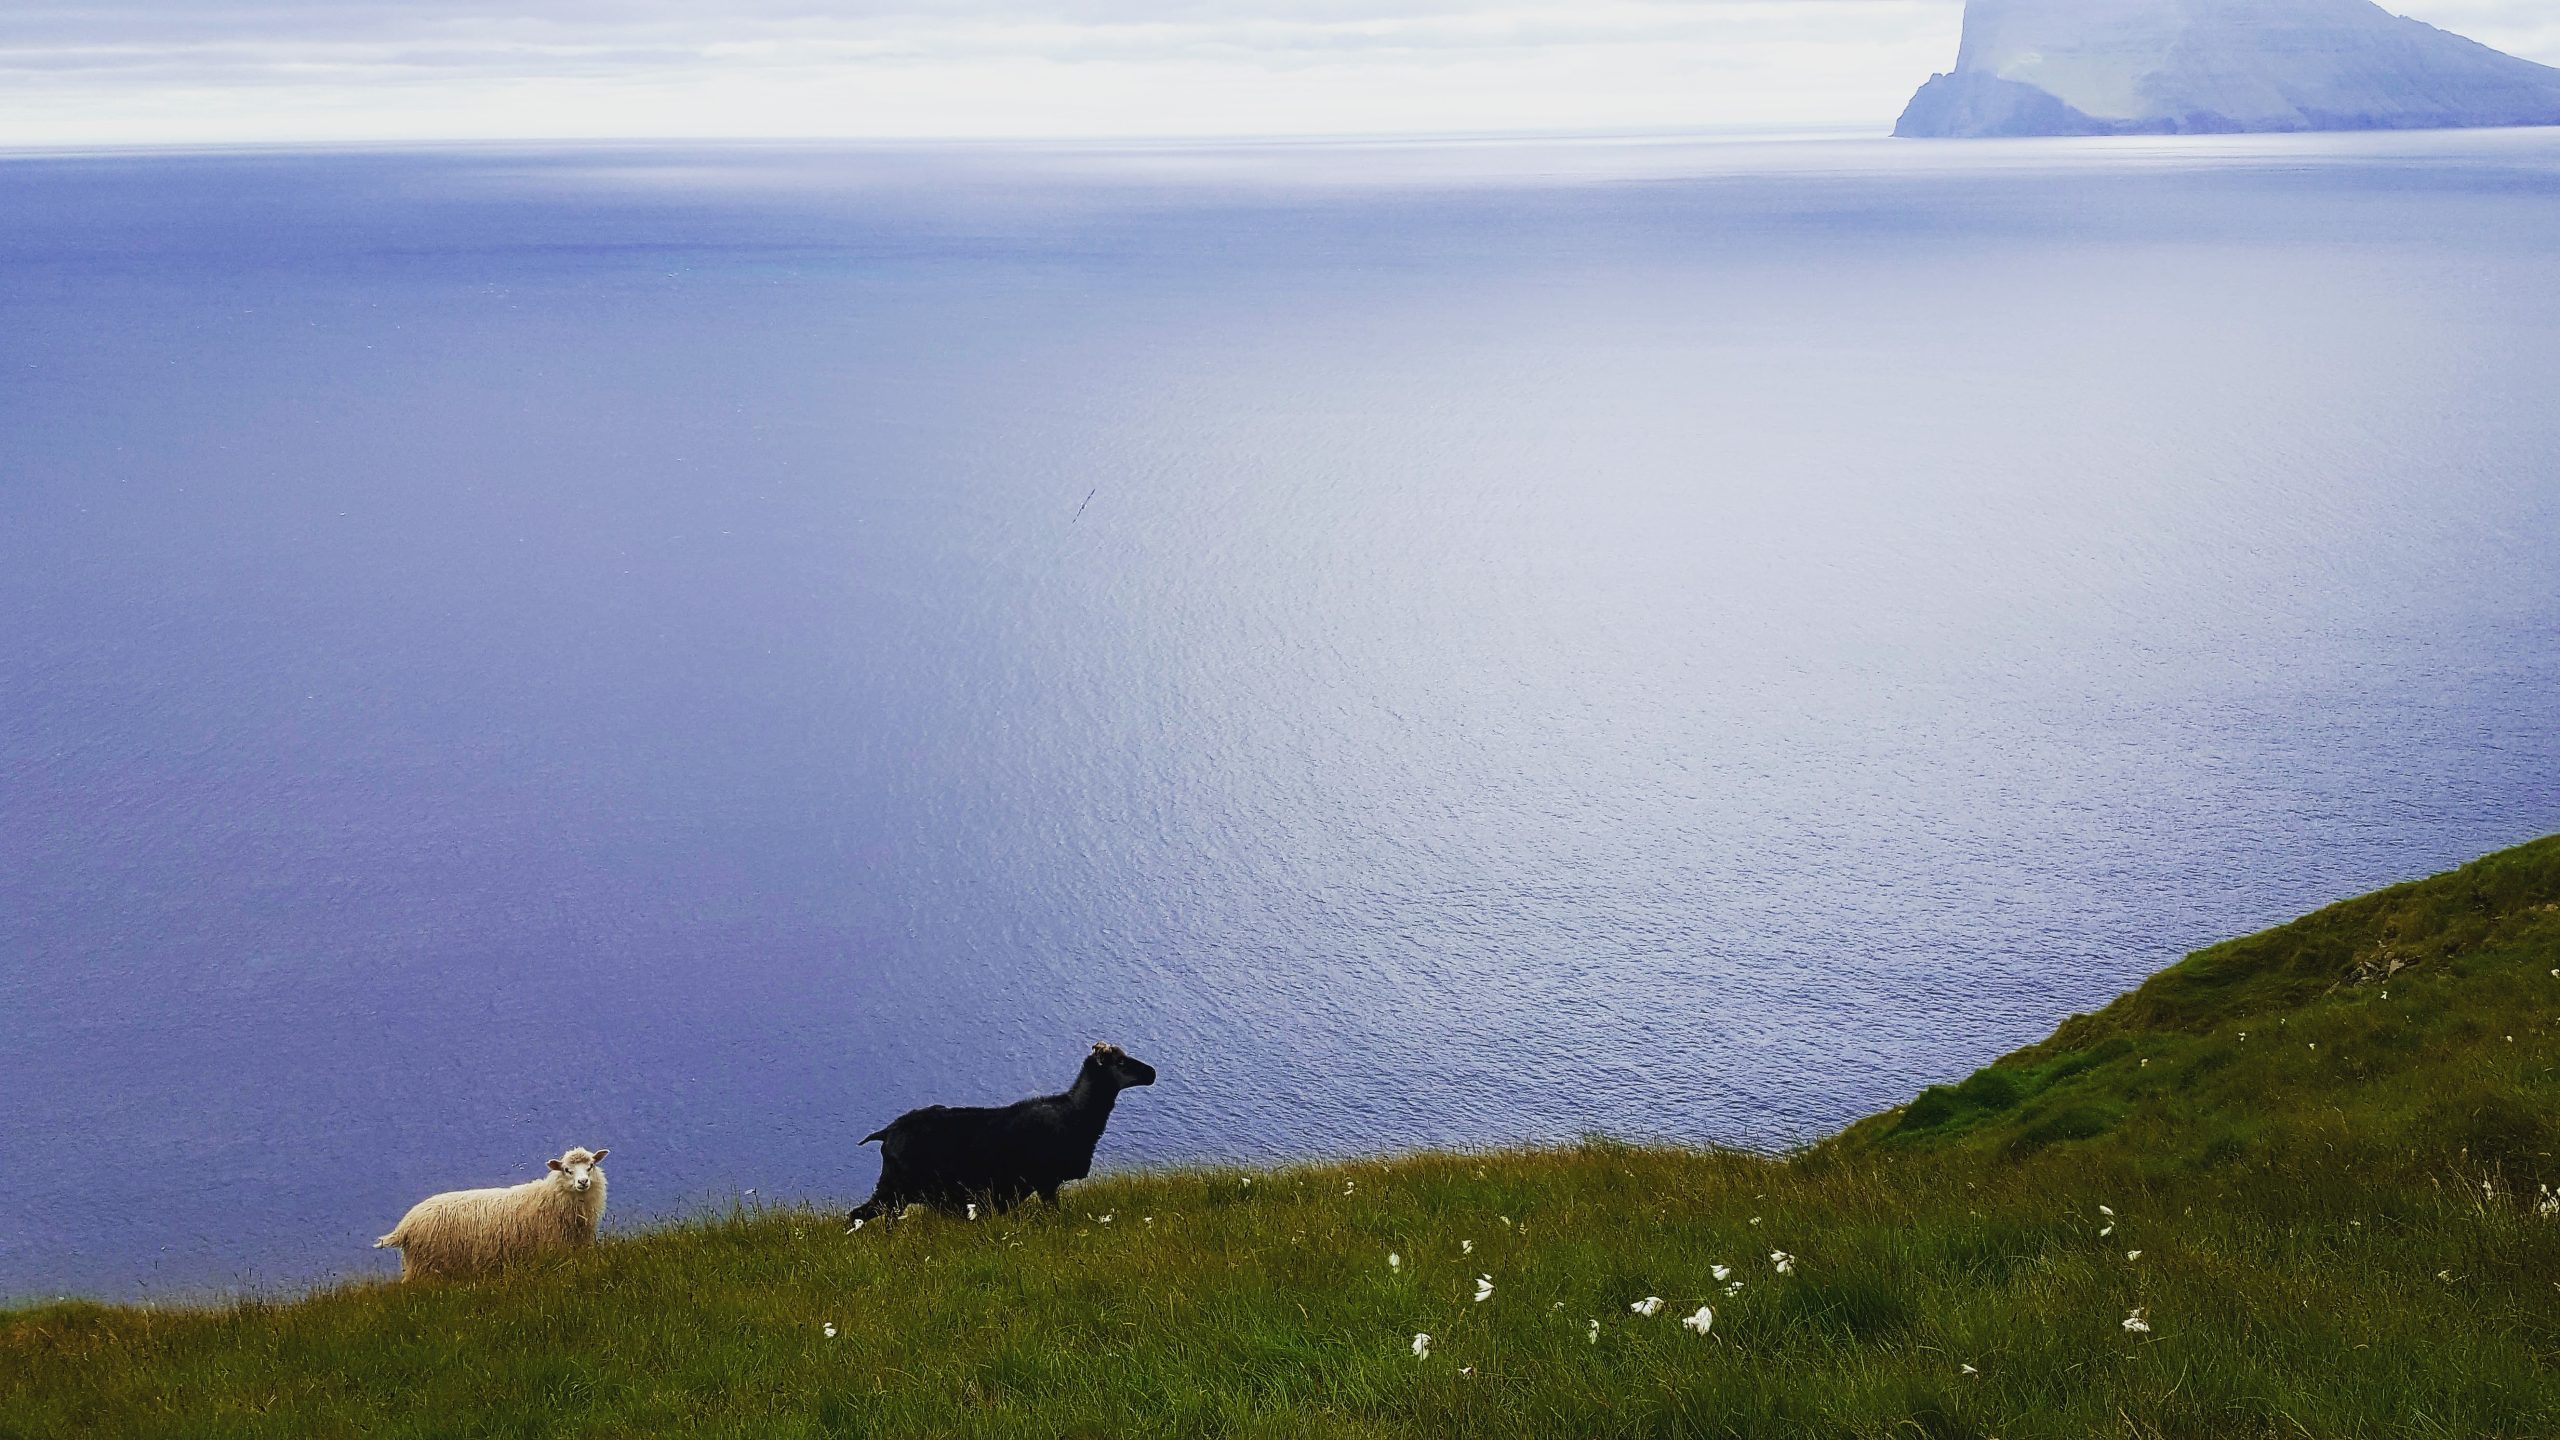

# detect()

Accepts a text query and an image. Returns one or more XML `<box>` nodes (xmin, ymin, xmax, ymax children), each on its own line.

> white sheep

<box><xmin>374</xmin><ymin>1146</ymin><xmax>608</xmax><ymax>1280</ymax></box>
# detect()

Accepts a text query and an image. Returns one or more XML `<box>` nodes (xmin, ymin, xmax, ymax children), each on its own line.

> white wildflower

<box><xmin>2537</xmin><ymin>1185</ymin><xmax>2560</xmax><ymax>1220</ymax></box>
<box><xmin>1412</xmin><ymin>1333</ymin><xmax>1431</xmax><ymax>1360</ymax></box>
<box><xmin>1099</xmin><ymin>1214</ymin><xmax>1114</xmax><ymax>1224</ymax></box>
<box><xmin>1748</xmin><ymin>1216</ymin><xmax>1762</xmax><ymax>1226</ymax></box>
<box><xmin>1242</xmin><ymin>1177</ymin><xmax>1252</xmax><ymax>1188</ymax></box>
<box><xmin>2126</xmin><ymin>1250</ymin><xmax>2142</xmax><ymax>1262</ymax></box>
<box><xmin>845</xmin><ymin>1218</ymin><xmax>866</xmax><ymax>1233</ymax></box>
<box><xmin>1462</xmin><ymin>1240</ymin><xmax>1475</xmax><ymax>1255</ymax></box>
<box><xmin>1681</xmin><ymin>1305</ymin><xmax>1715</xmax><ymax>1336</ymax></box>
<box><xmin>1389</xmin><ymin>1252</ymin><xmax>1401</xmax><ymax>1272</ymax></box>
<box><xmin>1458</xmin><ymin>1366</ymin><xmax>1475</xmax><ymax>1377</ymax></box>
<box><xmin>1961</xmin><ymin>1363</ymin><xmax>1979</xmax><ymax>1376</ymax></box>
<box><xmin>1711</xmin><ymin>1264</ymin><xmax>1732</xmax><ymax>1282</ymax></box>
<box><xmin>1474</xmin><ymin>1275</ymin><xmax>1494</xmax><ymax>1303</ymax></box>
<box><xmin>2098</xmin><ymin>1205</ymin><xmax>2114</xmax><ymax>1217</ymax></box>
<box><xmin>1344</xmin><ymin>1180</ymin><xmax>1356</xmax><ymax>1195</ymax></box>
<box><xmin>2122</xmin><ymin>1308</ymin><xmax>2151</xmax><ymax>1334</ymax></box>
<box><xmin>1725</xmin><ymin>1281</ymin><xmax>1745</xmax><ymax>1296</ymax></box>
<box><xmin>2439</xmin><ymin>1270</ymin><xmax>2455</xmax><ymax>1283</ymax></box>
<box><xmin>1769</xmin><ymin>1250</ymin><xmax>1795</xmax><ymax>1275</ymax></box>
<box><xmin>1499</xmin><ymin>1216</ymin><xmax>1513</xmax><ymax>1228</ymax></box>
<box><xmin>1630</xmin><ymin>1296</ymin><xmax>1664</xmax><ymax>1317</ymax></box>
<box><xmin>822</xmin><ymin>1323</ymin><xmax>837</xmax><ymax>1339</ymax></box>
<box><xmin>1144</xmin><ymin>1216</ymin><xmax>1154</xmax><ymax>1225</ymax></box>
<box><xmin>2099</xmin><ymin>1225</ymin><xmax>2114</xmax><ymax>1238</ymax></box>
<box><xmin>966</xmin><ymin>1203</ymin><xmax>978</xmax><ymax>1221</ymax></box>
<box><xmin>1587</xmin><ymin>1319</ymin><xmax>1601</xmax><ymax>1344</ymax></box>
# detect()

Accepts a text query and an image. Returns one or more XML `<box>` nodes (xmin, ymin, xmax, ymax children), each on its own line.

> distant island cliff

<box><xmin>1897</xmin><ymin>0</ymin><xmax>2560</xmax><ymax>137</ymax></box>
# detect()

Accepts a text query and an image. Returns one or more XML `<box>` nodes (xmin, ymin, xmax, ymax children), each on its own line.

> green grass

<box><xmin>10</xmin><ymin>838</ymin><xmax>2560</xmax><ymax>1438</ymax></box>
<box><xmin>1854</xmin><ymin>834</ymin><xmax>2560</xmax><ymax>1184</ymax></box>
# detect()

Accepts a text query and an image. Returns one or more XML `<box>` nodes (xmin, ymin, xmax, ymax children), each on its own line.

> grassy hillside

<box><xmin>1852</xmin><ymin>834</ymin><xmax>2560</xmax><ymax>1183</ymax></box>
<box><xmin>8</xmin><ymin>838</ymin><xmax>2559</xmax><ymax>1439</ymax></box>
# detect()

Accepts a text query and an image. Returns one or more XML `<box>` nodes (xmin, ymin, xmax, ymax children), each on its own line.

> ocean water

<box><xmin>3</xmin><ymin>130</ymin><xmax>2557</xmax><ymax>1301</ymax></box>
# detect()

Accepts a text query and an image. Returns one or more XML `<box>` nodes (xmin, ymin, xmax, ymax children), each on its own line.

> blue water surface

<box><xmin>3</xmin><ymin>130</ymin><xmax>2557</xmax><ymax>1299</ymax></box>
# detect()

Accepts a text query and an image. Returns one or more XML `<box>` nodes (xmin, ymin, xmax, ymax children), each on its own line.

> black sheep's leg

<box><xmin>846</xmin><ymin>1187</ymin><xmax>898</xmax><ymax>1229</ymax></box>
<box><xmin>1037</xmin><ymin>1185</ymin><xmax>1061</xmax><ymax>1209</ymax></box>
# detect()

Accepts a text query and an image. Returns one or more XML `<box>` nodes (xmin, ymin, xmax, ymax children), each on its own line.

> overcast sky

<box><xmin>2</xmin><ymin>1</ymin><xmax>2554</xmax><ymax>147</ymax></box>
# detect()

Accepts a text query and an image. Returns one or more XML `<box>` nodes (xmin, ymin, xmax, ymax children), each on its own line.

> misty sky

<box><xmin>3</xmin><ymin>1</ymin><xmax>2556</xmax><ymax>146</ymax></box>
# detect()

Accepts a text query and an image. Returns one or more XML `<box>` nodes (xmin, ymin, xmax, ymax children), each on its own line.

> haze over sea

<box><xmin>4</xmin><ymin>130</ymin><xmax>2558</xmax><ymax>1300</ymax></box>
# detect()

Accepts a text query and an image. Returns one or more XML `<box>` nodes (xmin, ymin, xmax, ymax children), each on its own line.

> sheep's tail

<box><xmin>373</xmin><ymin>1230</ymin><xmax>402</xmax><ymax>1249</ymax></box>
<box><xmin>861</xmin><ymin>1128</ymin><xmax>888</xmax><ymax>1145</ymax></box>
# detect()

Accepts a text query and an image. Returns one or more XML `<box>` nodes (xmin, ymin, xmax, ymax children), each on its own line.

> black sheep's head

<box><xmin>1087</xmin><ymin>1042</ymin><xmax>1157</xmax><ymax>1090</ymax></box>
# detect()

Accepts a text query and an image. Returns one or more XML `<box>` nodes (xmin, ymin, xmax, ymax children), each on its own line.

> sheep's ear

<box><xmin>548</xmin><ymin>1158</ymin><xmax>565</xmax><ymax>1171</ymax></box>
<box><xmin>589</xmin><ymin>1148</ymin><xmax>607</xmax><ymax>1162</ymax></box>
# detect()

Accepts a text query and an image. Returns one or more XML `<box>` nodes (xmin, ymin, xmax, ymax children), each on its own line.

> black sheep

<box><xmin>846</xmin><ymin>1043</ymin><xmax>1158</xmax><ymax>1226</ymax></box>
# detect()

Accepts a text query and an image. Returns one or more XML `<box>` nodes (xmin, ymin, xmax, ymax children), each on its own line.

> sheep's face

<box><xmin>1087</xmin><ymin>1043</ymin><xmax>1157</xmax><ymax>1091</ymax></box>
<box><xmin>547</xmin><ymin>1147</ymin><xmax>608</xmax><ymax>1195</ymax></box>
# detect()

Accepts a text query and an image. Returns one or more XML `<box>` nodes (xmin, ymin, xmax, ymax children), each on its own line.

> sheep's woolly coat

<box><xmin>375</xmin><ymin>1149</ymin><xmax>607</xmax><ymax>1280</ymax></box>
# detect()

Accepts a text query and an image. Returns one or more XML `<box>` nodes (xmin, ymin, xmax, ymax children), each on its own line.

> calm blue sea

<box><xmin>4</xmin><ymin>131</ymin><xmax>2557</xmax><ymax>1300</ymax></box>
